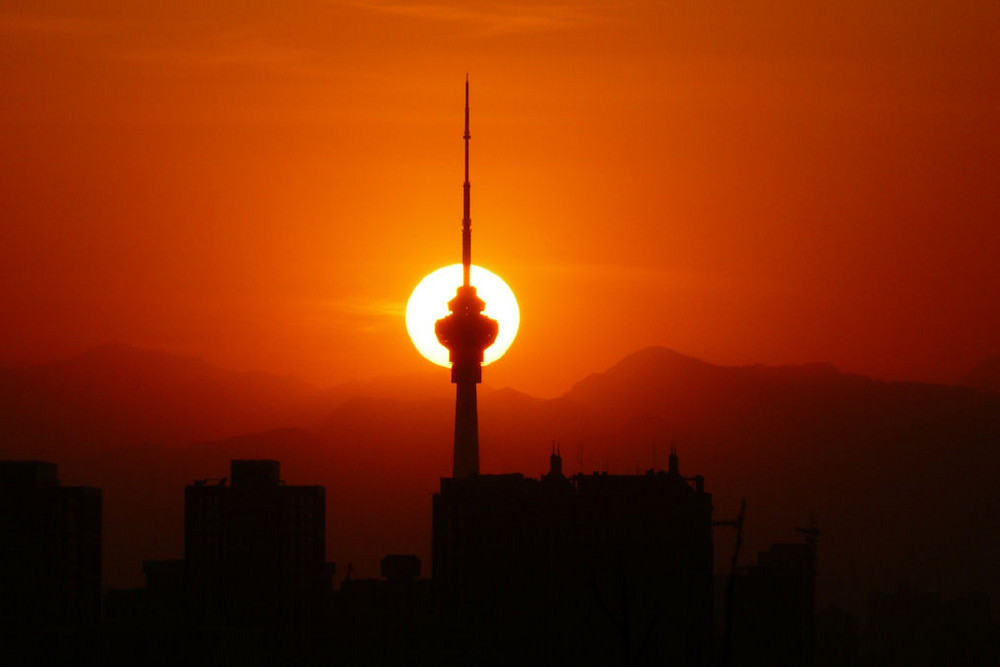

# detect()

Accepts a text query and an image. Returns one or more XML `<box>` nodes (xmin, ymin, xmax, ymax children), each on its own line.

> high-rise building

<box><xmin>432</xmin><ymin>448</ymin><xmax>715</xmax><ymax>665</ymax></box>
<box><xmin>0</xmin><ymin>461</ymin><xmax>101</xmax><ymax>626</ymax></box>
<box><xmin>184</xmin><ymin>459</ymin><xmax>331</xmax><ymax>626</ymax></box>
<box><xmin>727</xmin><ymin>539</ymin><xmax>818</xmax><ymax>666</ymax></box>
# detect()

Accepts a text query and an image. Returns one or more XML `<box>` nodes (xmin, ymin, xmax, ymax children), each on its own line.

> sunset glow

<box><xmin>0</xmin><ymin>1</ymin><xmax>996</xmax><ymax>398</ymax></box>
<box><xmin>406</xmin><ymin>264</ymin><xmax>519</xmax><ymax>368</ymax></box>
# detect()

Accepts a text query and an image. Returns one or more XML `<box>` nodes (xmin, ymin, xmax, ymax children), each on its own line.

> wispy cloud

<box><xmin>122</xmin><ymin>31</ymin><xmax>321</xmax><ymax>75</ymax></box>
<box><xmin>514</xmin><ymin>261</ymin><xmax>750</xmax><ymax>294</ymax></box>
<box><xmin>354</xmin><ymin>0</ymin><xmax>614</xmax><ymax>33</ymax></box>
<box><xmin>0</xmin><ymin>13</ymin><xmax>102</xmax><ymax>35</ymax></box>
<box><xmin>326</xmin><ymin>298</ymin><xmax>404</xmax><ymax>318</ymax></box>
<box><xmin>320</xmin><ymin>298</ymin><xmax>404</xmax><ymax>334</ymax></box>
<box><xmin>1</xmin><ymin>11</ymin><xmax>323</xmax><ymax>78</ymax></box>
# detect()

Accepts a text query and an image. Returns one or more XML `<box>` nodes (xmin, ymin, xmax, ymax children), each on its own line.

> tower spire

<box><xmin>435</xmin><ymin>79</ymin><xmax>499</xmax><ymax>478</ymax></box>
<box><xmin>462</xmin><ymin>75</ymin><xmax>471</xmax><ymax>287</ymax></box>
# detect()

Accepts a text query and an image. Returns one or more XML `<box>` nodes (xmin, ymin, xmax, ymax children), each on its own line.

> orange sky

<box><xmin>2</xmin><ymin>1</ymin><xmax>998</xmax><ymax>397</ymax></box>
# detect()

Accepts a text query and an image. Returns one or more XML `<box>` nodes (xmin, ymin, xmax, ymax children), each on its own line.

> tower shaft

<box><xmin>452</xmin><ymin>380</ymin><xmax>479</xmax><ymax>478</ymax></box>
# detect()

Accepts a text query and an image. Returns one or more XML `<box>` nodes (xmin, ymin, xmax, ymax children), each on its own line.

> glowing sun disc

<box><xmin>406</xmin><ymin>264</ymin><xmax>519</xmax><ymax>368</ymax></box>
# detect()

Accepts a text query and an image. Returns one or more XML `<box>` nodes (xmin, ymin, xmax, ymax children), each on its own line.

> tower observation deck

<box><xmin>435</xmin><ymin>79</ymin><xmax>499</xmax><ymax>478</ymax></box>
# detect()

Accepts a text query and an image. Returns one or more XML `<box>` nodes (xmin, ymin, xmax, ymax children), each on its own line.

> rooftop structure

<box><xmin>433</xmin><ymin>449</ymin><xmax>715</xmax><ymax>665</ymax></box>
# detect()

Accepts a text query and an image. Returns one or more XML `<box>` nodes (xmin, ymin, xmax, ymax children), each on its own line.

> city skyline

<box><xmin>3</xmin><ymin>4</ymin><xmax>999</xmax><ymax>663</ymax></box>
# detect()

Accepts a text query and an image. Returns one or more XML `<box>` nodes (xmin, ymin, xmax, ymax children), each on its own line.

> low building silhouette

<box><xmin>816</xmin><ymin>605</ymin><xmax>860</xmax><ymax>667</ymax></box>
<box><xmin>727</xmin><ymin>539</ymin><xmax>817</xmax><ymax>666</ymax></box>
<box><xmin>0</xmin><ymin>461</ymin><xmax>101</xmax><ymax>627</ymax></box>
<box><xmin>184</xmin><ymin>459</ymin><xmax>334</xmax><ymax>626</ymax></box>
<box><xmin>432</xmin><ymin>448</ymin><xmax>714</xmax><ymax>665</ymax></box>
<box><xmin>861</xmin><ymin>586</ymin><xmax>998</xmax><ymax>666</ymax></box>
<box><xmin>335</xmin><ymin>555</ymin><xmax>434</xmax><ymax>665</ymax></box>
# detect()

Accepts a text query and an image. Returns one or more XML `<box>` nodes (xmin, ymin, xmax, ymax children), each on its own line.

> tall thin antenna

<box><xmin>462</xmin><ymin>75</ymin><xmax>471</xmax><ymax>287</ymax></box>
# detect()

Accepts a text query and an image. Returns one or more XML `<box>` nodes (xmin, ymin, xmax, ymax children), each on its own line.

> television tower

<box><xmin>435</xmin><ymin>79</ymin><xmax>499</xmax><ymax>478</ymax></box>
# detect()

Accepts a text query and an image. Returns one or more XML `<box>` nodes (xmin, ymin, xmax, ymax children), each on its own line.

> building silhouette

<box><xmin>184</xmin><ymin>459</ymin><xmax>333</xmax><ymax>626</ymax></box>
<box><xmin>0</xmin><ymin>461</ymin><xmax>101</xmax><ymax>627</ymax></box>
<box><xmin>726</xmin><ymin>538</ymin><xmax>817</xmax><ymax>666</ymax></box>
<box><xmin>432</xmin><ymin>448</ymin><xmax>715</xmax><ymax>665</ymax></box>
<box><xmin>815</xmin><ymin>605</ymin><xmax>860</xmax><ymax>667</ymax></box>
<box><xmin>861</xmin><ymin>586</ymin><xmax>998</xmax><ymax>667</ymax></box>
<box><xmin>335</xmin><ymin>555</ymin><xmax>434</xmax><ymax>665</ymax></box>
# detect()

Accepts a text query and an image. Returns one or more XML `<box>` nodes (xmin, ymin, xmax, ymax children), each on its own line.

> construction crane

<box><xmin>794</xmin><ymin>514</ymin><xmax>821</xmax><ymax>545</ymax></box>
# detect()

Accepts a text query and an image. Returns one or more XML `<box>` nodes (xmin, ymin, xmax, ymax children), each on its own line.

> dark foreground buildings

<box><xmin>433</xmin><ymin>448</ymin><xmax>714</xmax><ymax>665</ymax></box>
<box><xmin>0</xmin><ymin>461</ymin><xmax>101</xmax><ymax>627</ymax></box>
<box><xmin>184</xmin><ymin>459</ymin><xmax>332</xmax><ymax>626</ymax></box>
<box><xmin>5</xmin><ymin>455</ymin><xmax>998</xmax><ymax>666</ymax></box>
<box><xmin>97</xmin><ymin>459</ymin><xmax>337</xmax><ymax>666</ymax></box>
<box><xmin>111</xmin><ymin>459</ymin><xmax>334</xmax><ymax>629</ymax></box>
<box><xmin>726</xmin><ymin>539</ymin><xmax>817</xmax><ymax>666</ymax></box>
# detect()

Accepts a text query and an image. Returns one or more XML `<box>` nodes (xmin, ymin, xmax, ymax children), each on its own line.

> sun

<box><xmin>406</xmin><ymin>264</ymin><xmax>519</xmax><ymax>368</ymax></box>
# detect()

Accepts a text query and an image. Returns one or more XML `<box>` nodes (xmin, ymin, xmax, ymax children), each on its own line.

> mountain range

<box><xmin>1</xmin><ymin>344</ymin><xmax>998</xmax><ymax>615</ymax></box>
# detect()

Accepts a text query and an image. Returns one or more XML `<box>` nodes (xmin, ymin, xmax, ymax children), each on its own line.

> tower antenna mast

<box><xmin>462</xmin><ymin>75</ymin><xmax>472</xmax><ymax>287</ymax></box>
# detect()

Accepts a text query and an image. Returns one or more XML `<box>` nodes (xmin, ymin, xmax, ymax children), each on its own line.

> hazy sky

<box><xmin>2</xmin><ymin>1</ymin><xmax>998</xmax><ymax>396</ymax></box>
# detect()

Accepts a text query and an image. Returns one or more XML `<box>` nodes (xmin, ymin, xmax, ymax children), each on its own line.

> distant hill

<box><xmin>0</xmin><ymin>343</ymin><xmax>342</xmax><ymax>460</ymax></box>
<box><xmin>2</xmin><ymin>344</ymin><xmax>999</xmax><ymax>615</ymax></box>
<box><xmin>963</xmin><ymin>354</ymin><xmax>1000</xmax><ymax>393</ymax></box>
<box><xmin>557</xmin><ymin>347</ymin><xmax>1000</xmax><ymax>610</ymax></box>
